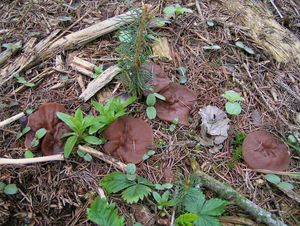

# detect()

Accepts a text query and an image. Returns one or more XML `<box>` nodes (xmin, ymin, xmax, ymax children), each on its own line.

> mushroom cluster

<box><xmin>103</xmin><ymin>116</ymin><xmax>153</xmax><ymax>163</ymax></box>
<box><xmin>25</xmin><ymin>103</ymin><xmax>69</xmax><ymax>156</ymax></box>
<box><xmin>242</xmin><ymin>130</ymin><xmax>290</xmax><ymax>171</ymax></box>
<box><xmin>145</xmin><ymin>62</ymin><xmax>197</xmax><ymax>125</ymax></box>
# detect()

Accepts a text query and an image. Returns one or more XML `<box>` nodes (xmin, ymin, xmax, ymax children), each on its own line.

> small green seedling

<box><xmin>203</xmin><ymin>44</ymin><xmax>221</xmax><ymax>50</ymax></box>
<box><xmin>2</xmin><ymin>41</ymin><xmax>22</xmax><ymax>51</ymax></box>
<box><xmin>287</xmin><ymin>134</ymin><xmax>300</xmax><ymax>154</ymax></box>
<box><xmin>222</xmin><ymin>90</ymin><xmax>244</xmax><ymax>115</ymax></box>
<box><xmin>207</xmin><ymin>20</ymin><xmax>215</xmax><ymax>27</ymax></box>
<box><xmin>77</xmin><ymin>149</ymin><xmax>93</xmax><ymax>161</ymax></box>
<box><xmin>146</xmin><ymin>93</ymin><xmax>165</xmax><ymax>120</ymax></box>
<box><xmin>175</xmin><ymin>213</ymin><xmax>198</xmax><ymax>226</ymax></box>
<box><xmin>0</xmin><ymin>182</ymin><xmax>18</xmax><ymax>195</ymax></box>
<box><xmin>163</xmin><ymin>4</ymin><xmax>193</xmax><ymax>17</ymax></box>
<box><xmin>126</xmin><ymin>163</ymin><xmax>137</xmax><ymax>181</ymax></box>
<box><xmin>142</xmin><ymin>150</ymin><xmax>156</xmax><ymax>161</ymax></box>
<box><xmin>31</xmin><ymin>128</ymin><xmax>47</xmax><ymax>147</ymax></box>
<box><xmin>57</xmin><ymin>108</ymin><xmax>104</xmax><ymax>158</ymax></box>
<box><xmin>235</xmin><ymin>41</ymin><xmax>254</xmax><ymax>55</ymax></box>
<box><xmin>154</xmin><ymin>183</ymin><xmax>173</xmax><ymax>190</ymax></box>
<box><xmin>24</xmin><ymin>150</ymin><xmax>34</xmax><ymax>158</ymax></box>
<box><xmin>14</xmin><ymin>74</ymin><xmax>35</xmax><ymax>87</ymax></box>
<box><xmin>169</xmin><ymin>118</ymin><xmax>179</xmax><ymax>132</ymax></box>
<box><xmin>153</xmin><ymin>191</ymin><xmax>176</xmax><ymax>210</ymax></box>
<box><xmin>25</xmin><ymin>108</ymin><xmax>34</xmax><ymax>115</ymax></box>
<box><xmin>264</xmin><ymin>174</ymin><xmax>294</xmax><ymax>191</ymax></box>
<box><xmin>177</xmin><ymin>67</ymin><xmax>188</xmax><ymax>84</ymax></box>
<box><xmin>92</xmin><ymin>65</ymin><xmax>103</xmax><ymax>79</ymax></box>
<box><xmin>16</xmin><ymin>126</ymin><xmax>31</xmax><ymax>140</ymax></box>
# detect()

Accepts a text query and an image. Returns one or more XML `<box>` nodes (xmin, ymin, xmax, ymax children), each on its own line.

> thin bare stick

<box><xmin>0</xmin><ymin>154</ymin><xmax>64</xmax><ymax>165</ymax></box>
<box><xmin>0</xmin><ymin>112</ymin><xmax>25</xmax><ymax>128</ymax></box>
<box><xmin>78</xmin><ymin>145</ymin><xmax>126</xmax><ymax>172</ymax></box>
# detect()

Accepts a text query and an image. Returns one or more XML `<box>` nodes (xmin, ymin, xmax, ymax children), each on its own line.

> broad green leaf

<box><xmin>126</xmin><ymin>163</ymin><xmax>136</xmax><ymax>175</ymax></box>
<box><xmin>146</xmin><ymin>106</ymin><xmax>156</xmax><ymax>119</ymax></box>
<box><xmin>207</xmin><ymin>20</ymin><xmax>215</xmax><ymax>27</ymax></box>
<box><xmin>121</xmin><ymin>184</ymin><xmax>152</xmax><ymax>204</ymax></box>
<box><xmin>288</xmin><ymin>135</ymin><xmax>297</xmax><ymax>144</ymax></box>
<box><xmin>77</xmin><ymin>149</ymin><xmax>86</xmax><ymax>157</ymax></box>
<box><xmin>184</xmin><ymin>187</ymin><xmax>206</xmax><ymax>214</ymax></box>
<box><xmin>225</xmin><ymin>102</ymin><xmax>242</xmax><ymax>115</ymax></box>
<box><xmin>154</xmin><ymin>93</ymin><xmax>166</xmax><ymax>101</ymax></box>
<box><xmin>24</xmin><ymin>150</ymin><xmax>34</xmax><ymax>158</ymax></box>
<box><xmin>194</xmin><ymin>215</ymin><xmax>221</xmax><ymax>226</ymax></box>
<box><xmin>83</xmin><ymin>153</ymin><xmax>93</xmax><ymax>162</ymax></box>
<box><xmin>142</xmin><ymin>154</ymin><xmax>150</xmax><ymax>161</ymax></box>
<box><xmin>175</xmin><ymin>4</ymin><xmax>193</xmax><ymax>14</ymax></box>
<box><xmin>175</xmin><ymin>213</ymin><xmax>198</xmax><ymax>226</ymax></box>
<box><xmin>153</xmin><ymin>191</ymin><xmax>162</xmax><ymax>202</ymax></box>
<box><xmin>87</xmin><ymin>197</ymin><xmax>125</xmax><ymax>226</ymax></box>
<box><xmin>26</xmin><ymin>108</ymin><xmax>33</xmax><ymax>115</ymax></box>
<box><xmin>200</xmin><ymin>198</ymin><xmax>228</xmax><ymax>216</ymax></box>
<box><xmin>179</xmin><ymin>76</ymin><xmax>188</xmax><ymax>84</ymax></box>
<box><xmin>203</xmin><ymin>45</ymin><xmax>221</xmax><ymax>50</ymax></box>
<box><xmin>4</xmin><ymin>184</ymin><xmax>18</xmax><ymax>195</ymax></box>
<box><xmin>16</xmin><ymin>126</ymin><xmax>31</xmax><ymax>139</ymax></box>
<box><xmin>163</xmin><ymin>5</ymin><xmax>176</xmax><ymax>15</ymax></box>
<box><xmin>137</xmin><ymin>177</ymin><xmax>153</xmax><ymax>187</ymax></box>
<box><xmin>146</xmin><ymin>94</ymin><xmax>156</xmax><ymax>106</ymax></box>
<box><xmin>64</xmin><ymin>135</ymin><xmax>78</xmax><ymax>158</ymax></box>
<box><xmin>126</xmin><ymin>174</ymin><xmax>137</xmax><ymax>181</ymax></box>
<box><xmin>154</xmin><ymin>184</ymin><xmax>164</xmax><ymax>190</ymax></box>
<box><xmin>0</xmin><ymin>182</ymin><xmax>6</xmax><ymax>191</ymax></box>
<box><xmin>83</xmin><ymin>136</ymin><xmax>104</xmax><ymax>145</ymax></box>
<box><xmin>94</xmin><ymin>65</ymin><xmax>103</xmax><ymax>75</ymax></box>
<box><xmin>147</xmin><ymin>150</ymin><xmax>155</xmax><ymax>156</ymax></box>
<box><xmin>101</xmin><ymin>172</ymin><xmax>135</xmax><ymax>194</ymax></box>
<box><xmin>31</xmin><ymin>138</ymin><xmax>39</xmax><ymax>147</ymax></box>
<box><xmin>2</xmin><ymin>41</ymin><xmax>22</xmax><ymax>51</ymax></box>
<box><xmin>264</xmin><ymin>174</ymin><xmax>281</xmax><ymax>185</ymax></box>
<box><xmin>161</xmin><ymin>190</ymin><xmax>170</xmax><ymax>201</ymax></box>
<box><xmin>222</xmin><ymin>90</ymin><xmax>244</xmax><ymax>102</ymax></box>
<box><xmin>35</xmin><ymin>128</ymin><xmax>47</xmax><ymax>139</ymax></box>
<box><xmin>277</xmin><ymin>182</ymin><xmax>294</xmax><ymax>191</ymax></box>
<box><xmin>74</xmin><ymin>108</ymin><xmax>83</xmax><ymax>123</ymax></box>
<box><xmin>89</xmin><ymin>123</ymin><xmax>106</xmax><ymax>134</ymax></box>
<box><xmin>56</xmin><ymin>112</ymin><xmax>78</xmax><ymax>132</ymax></box>
<box><xmin>162</xmin><ymin>183</ymin><xmax>173</xmax><ymax>189</ymax></box>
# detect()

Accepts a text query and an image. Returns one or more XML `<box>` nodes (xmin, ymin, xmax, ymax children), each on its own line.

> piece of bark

<box><xmin>190</xmin><ymin>159</ymin><xmax>287</xmax><ymax>226</ymax></box>
<box><xmin>68</xmin><ymin>56</ymin><xmax>96</xmax><ymax>78</ymax></box>
<box><xmin>0</xmin><ymin>9</ymin><xmax>140</xmax><ymax>87</ymax></box>
<box><xmin>79</xmin><ymin>65</ymin><xmax>120</xmax><ymax>102</ymax></box>
<box><xmin>216</xmin><ymin>0</ymin><xmax>300</xmax><ymax>67</ymax></box>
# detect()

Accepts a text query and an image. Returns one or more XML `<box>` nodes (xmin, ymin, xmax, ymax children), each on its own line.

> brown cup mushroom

<box><xmin>25</xmin><ymin>103</ymin><xmax>69</xmax><ymax>156</ymax></box>
<box><xmin>242</xmin><ymin>130</ymin><xmax>290</xmax><ymax>171</ymax></box>
<box><xmin>155</xmin><ymin>83</ymin><xmax>197</xmax><ymax>126</ymax></box>
<box><xmin>103</xmin><ymin>116</ymin><xmax>153</xmax><ymax>163</ymax></box>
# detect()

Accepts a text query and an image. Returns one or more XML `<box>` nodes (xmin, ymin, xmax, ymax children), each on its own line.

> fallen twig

<box><xmin>0</xmin><ymin>112</ymin><xmax>25</xmax><ymax>128</ymax></box>
<box><xmin>0</xmin><ymin>154</ymin><xmax>64</xmax><ymax>165</ymax></box>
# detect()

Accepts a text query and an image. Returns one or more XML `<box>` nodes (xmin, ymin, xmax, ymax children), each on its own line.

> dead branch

<box><xmin>0</xmin><ymin>112</ymin><xmax>25</xmax><ymax>128</ymax></box>
<box><xmin>0</xmin><ymin>154</ymin><xmax>64</xmax><ymax>165</ymax></box>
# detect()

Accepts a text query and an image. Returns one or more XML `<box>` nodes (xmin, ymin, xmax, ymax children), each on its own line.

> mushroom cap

<box><xmin>156</xmin><ymin>83</ymin><xmax>197</xmax><ymax>126</ymax></box>
<box><xmin>25</xmin><ymin>103</ymin><xmax>68</xmax><ymax>155</ymax></box>
<box><xmin>103</xmin><ymin>116</ymin><xmax>153</xmax><ymax>163</ymax></box>
<box><xmin>242</xmin><ymin>130</ymin><xmax>290</xmax><ymax>171</ymax></box>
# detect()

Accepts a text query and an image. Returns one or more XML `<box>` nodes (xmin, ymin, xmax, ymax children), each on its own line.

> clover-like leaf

<box><xmin>225</xmin><ymin>102</ymin><xmax>242</xmax><ymax>115</ymax></box>
<box><xmin>146</xmin><ymin>106</ymin><xmax>156</xmax><ymax>119</ymax></box>
<box><xmin>264</xmin><ymin>174</ymin><xmax>281</xmax><ymax>185</ymax></box>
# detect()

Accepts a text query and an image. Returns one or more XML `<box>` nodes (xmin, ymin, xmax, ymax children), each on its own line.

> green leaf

<box><xmin>31</xmin><ymin>138</ymin><xmax>39</xmax><ymax>147</ymax></box>
<box><xmin>222</xmin><ymin>90</ymin><xmax>244</xmax><ymax>102</ymax></box>
<box><xmin>142</xmin><ymin>154</ymin><xmax>150</xmax><ymax>161</ymax></box>
<box><xmin>64</xmin><ymin>135</ymin><xmax>78</xmax><ymax>158</ymax></box>
<box><xmin>184</xmin><ymin>188</ymin><xmax>206</xmax><ymax>214</ymax></box>
<box><xmin>146</xmin><ymin>106</ymin><xmax>156</xmax><ymax>119</ymax></box>
<box><xmin>175</xmin><ymin>213</ymin><xmax>198</xmax><ymax>226</ymax></box>
<box><xmin>121</xmin><ymin>184</ymin><xmax>152</xmax><ymax>204</ymax></box>
<box><xmin>146</xmin><ymin>94</ymin><xmax>156</xmax><ymax>106</ymax></box>
<box><xmin>177</xmin><ymin>67</ymin><xmax>187</xmax><ymax>77</ymax></box>
<box><xmin>24</xmin><ymin>150</ymin><xmax>34</xmax><ymax>158</ymax></box>
<box><xmin>126</xmin><ymin>174</ymin><xmax>137</xmax><ymax>181</ymax></box>
<box><xmin>163</xmin><ymin>5</ymin><xmax>176</xmax><ymax>15</ymax></box>
<box><xmin>151</xmin><ymin>17</ymin><xmax>171</xmax><ymax>27</ymax></box>
<box><xmin>2</xmin><ymin>41</ymin><xmax>22</xmax><ymax>51</ymax></box>
<box><xmin>225</xmin><ymin>102</ymin><xmax>242</xmax><ymax>115</ymax></box>
<box><xmin>77</xmin><ymin>149</ymin><xmax>86</xmax><ymax>157</ymax></box>
<box><xmin>17</xmin><ymin>126</ymin><xmax>31</xmax><ymax>139</ymax></box>
<box><xmin>26</xmin><ymin>108</ymin><xmax>34</xmax><ymax>115</ymax></box>
<box><xmin>119</xmin><ymin>30</ymin><xmax>132</xmax><ymax>43</ymax></box>
<box><xmin>235</xmin><ymin>41</ymin><xmax>254</xmax><ymax>54</ymax></box>
<box><xmin>203</xmin><ymin>45</ymin><xmax>221</xmax><ymax>50</ymax></box>
<box><xmin>194</xmin><ymin>215</ymin><xmax>221</xmax><ymax>226</ymax></box>
<box><xmin>101</xmin><ymin>172</ymin><xmax>135</xmax><ymax>194</ymax></box>
<box><xmin>153</xmin><ymin>191</ymin><xmax>162</xmax><ymax>202</ymax></box>
<box><xmin>161</xmin><ymin>190</ymin><xmax>170</xmax><ymax>201</ymax></box>
<box><xmin>24</xmin><ymin>82</ymin><xmax>35</xmax><ymax>87</ymax></box>
<box><xmin>264</xmin><ymin>174</ymin><xmax>281</xmax><ymax>185</ymax></box>
<box><xmin>4</xmin><ymin>184</ymin><xmax>18</xmax><ymax>195</ymax></box>
<box><xmin>147</xmin><ymin>150</ymin><xmax>155</xmax><ymax>156</ymax></box>
<box><xmin>35</xmin><ymin>128</ymin><xmax>47</xmax><ymax>139</ymax></box>
<box><xmin>288</xmin><ymin>135</ymin><xmax>297</xmax><ymax>144</ymax></box>
<box><xmin>179</xmin><ymin>76</ymin><xmax>188</xmax><ymax>84</ymax></box>
<box><xmin>175</xmin><ymin>4</ymin><xmax>193</xmax><ymax>14</ymax></box>
<box><xmin>169</xmin><ymin>124</ymin><xmax>176</xmax><ymax>132</ymax></box>
<box><xmin>162</xmin><ymin>183</ymin><xmax>173</xmax><ymax>189</ymax></box>
<box><xmin>83</xmin><ymin>136</ymin><xmax>104</xmax><ymax>145</ymax></box>
<box><xmin>56</xmin><ymin>112</ymin><xmax>78</xmax><ymax>132</ymax></box>
<box><xmin>126</xmin><ymin>163</ymin><xmax>136</xmax><ymax>175</ymax></box>
<box><xmin>94</xmin><ymin>65</ymin><xmax>103</xmax><ymax>75</ymax></box>
<box><xmin>207</xmin><ymin>20</ymin><xmax>215</xmax><ymax>27</ymax></box>
<box><xmin>87</xmin><ymin>197</ymin><xmax>125</xmax><ymax>226</ymax></box>
<box><xmin>83</xmin><ymin>153</ymin><xmax>93</xmax><ymax>161</ymax></box>
<box><xmin>0</xmin><ymin>182</ymin><xmax>6</xmax><ymax>191</ymax></box>
<box><xmin>200</xmin><ymin>199</ymin><xmax>228</xmax><ymax>216</ymax></box>
<box><xmin>154</xmin><ymin>93</ymin><xmax>166</xmax><ymax>101</ymax></box>
<box><xmin>74</xmin><ymin>108</ymin><xmax>83</xmax><ymax>123</ymax></box>
<box><xmin>277</xmin><ymin>182</ymin><xmax>294</xmax><ymax>191</ymax></box>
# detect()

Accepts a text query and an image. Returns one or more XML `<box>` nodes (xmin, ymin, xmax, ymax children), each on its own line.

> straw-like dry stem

<box><xmin>0</xmin><ymin>154</ymin><xmax>64</xmax><ymax>165</ymax></box>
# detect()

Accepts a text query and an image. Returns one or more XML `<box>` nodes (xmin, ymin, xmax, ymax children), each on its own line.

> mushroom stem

<box><xmin>0</xmin><ymin>154</ymin><xmax>64</xmax><ymax>165</ymax></box>
<box><xmin>78</xmin><ymin>145</ymin><xmax>127</xmax><ymax>172</ymax></box>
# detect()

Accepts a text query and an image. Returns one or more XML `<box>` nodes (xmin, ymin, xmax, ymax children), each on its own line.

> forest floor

<box><xmin>0</xmin><ymin>0</ymin><xmax>299</xmax><ymax>226</ymax></box>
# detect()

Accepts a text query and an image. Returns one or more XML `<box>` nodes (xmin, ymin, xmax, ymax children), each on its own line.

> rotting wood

<box><xmin>78</xmin><ymin>145</ymin><xmax>126</xmax><ymax>172</ymax></box>
<box><xmin>0</xmin><ymin>154</ymin><xmax>64</xmax><ymax>165</ymax></box>
<box><xmin>216</xmin><ymin>0</ymin><xmax>300</xmax><ymax>68</ymax></box>
<box><xmin>79</xmin><ymin>65</ymin><xmax>121</xmax><ymax>102</ymax></box>
<box><xmin>0</xmin><ymin>112</ymin><xmax>25</xmax><ymax>128</ymax></box>
<box><xmin>190</xmin><ymin>159</ymin><xmax>287</xmax><ymax>226</ymax></box>
<box><xmin>0</xmin><ymin>9</ymin><xmax>141</xmax><ymax>87</ymax></box>
<box><xmin>68</xmin><ymin>56</ymin><xmax>96</xmax><ymax>78</ymax></box>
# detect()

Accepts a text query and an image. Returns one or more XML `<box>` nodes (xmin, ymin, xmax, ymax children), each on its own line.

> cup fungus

<box><xmin>103</xmin><ymin>116</ymin><xmax>153</xmax><ymax>163</ymax></box>
<box><xmin>242</xmin><ymin>130</ymin><xmax>290</xmax><ymax>171</ymax></box>
<box><xmin>25</xmin><ymin>103</ymin><xmax>69</xmax><ymax>156</ymax></box>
